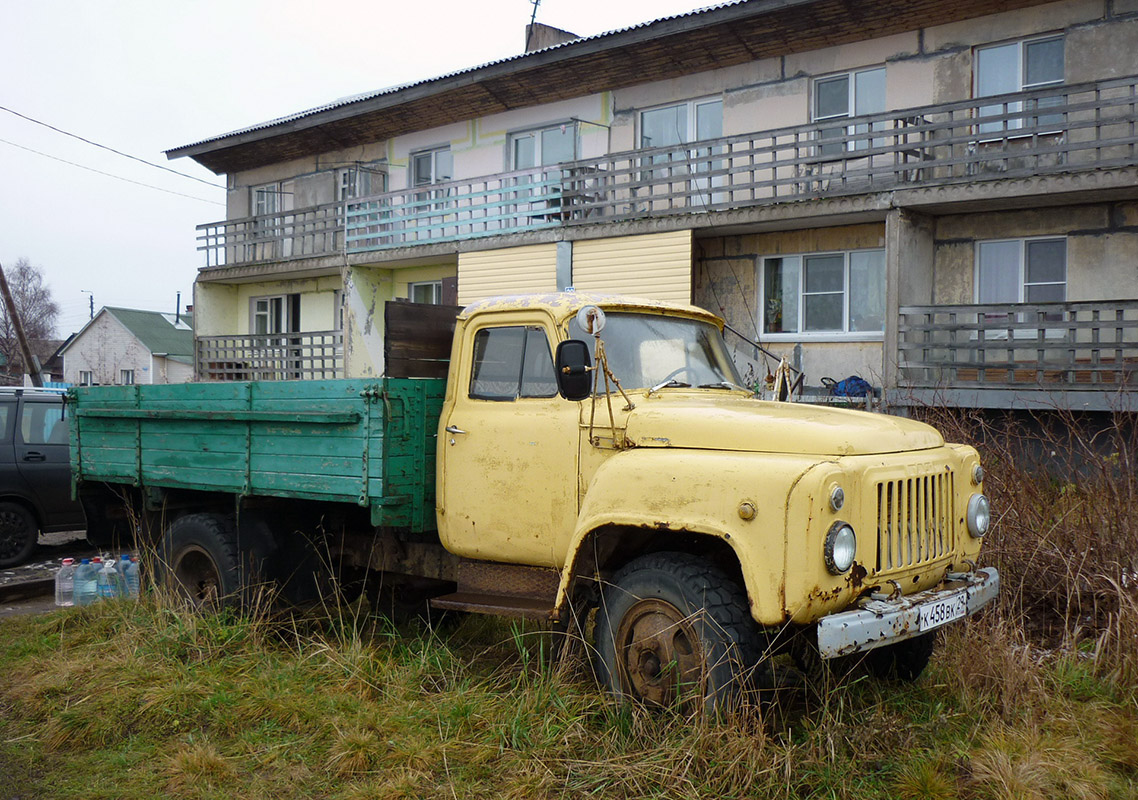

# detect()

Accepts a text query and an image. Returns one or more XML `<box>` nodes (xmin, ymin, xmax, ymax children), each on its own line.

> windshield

<box><xmin>567</xmin><ymin>312</ymin><xmax>743</xmax><ymax>391</ymax></box>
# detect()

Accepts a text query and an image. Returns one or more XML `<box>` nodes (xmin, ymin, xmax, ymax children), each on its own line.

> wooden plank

<box><xmin>384</xmin><ymin>302</ymin><xmax>461</xmax><ymax>379</ymax></box>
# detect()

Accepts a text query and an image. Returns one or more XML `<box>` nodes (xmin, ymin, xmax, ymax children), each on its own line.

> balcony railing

<box><xmin>898</xmin><ymin>300</ymin><xmax>1138</xmax><ymax>390</ymax></box>
<box><xmin>196</xmin><ymin>331</ymin><xmax>343</xmax><ymax>381</ymax></box>
<box><xmin>198</xmin><ymin>74</ymin><xmax>1138</xmax><ymax>267</ymax></box>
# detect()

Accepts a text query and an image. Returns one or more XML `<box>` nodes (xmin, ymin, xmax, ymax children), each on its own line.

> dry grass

<box><xmin>0</xmin><ymin>408</ymin><xmax>1135</xmax><ymax>798</ymax></box>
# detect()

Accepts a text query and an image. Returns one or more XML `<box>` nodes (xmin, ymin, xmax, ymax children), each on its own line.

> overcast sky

<box><xmin>0</xmin><ymin>0</ymin><xmax>715</xmax><ymax>337</ymax></box>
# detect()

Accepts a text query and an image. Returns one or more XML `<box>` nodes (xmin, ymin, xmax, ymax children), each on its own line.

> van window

<box><xmin>20</xmin><ymin>402</ymin><xmax>66</xmax><ymax>445</ymax></box>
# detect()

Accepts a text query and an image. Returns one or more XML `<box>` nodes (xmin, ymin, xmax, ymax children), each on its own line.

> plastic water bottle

<box><xmin>74</xmin><ymin>559</ymin><xmax>99</xmax><ymax>606</ymax></box>
<box><xmin>120</xmin><ymin>555</ymin><xmax>140</xmax><ymax>599</ymax></box>
<box><xmin>97</xmin><ymin>559</ymin><xmax>120</xmax><ymax>600</ymax></box>
<box><xmin>54</xmin><ymin>558</ymin><xmax>76</xmax><ymax>607</ymax></box>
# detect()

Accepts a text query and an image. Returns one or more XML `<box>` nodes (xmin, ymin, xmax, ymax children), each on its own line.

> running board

<box><xmin>429</xmin><ymin>591</ymin><xmax>553</xmax><ymax>620</ymax></box>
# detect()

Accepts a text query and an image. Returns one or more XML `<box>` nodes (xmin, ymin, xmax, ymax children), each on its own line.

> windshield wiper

<box><xmin>647</xmin><ymin>379</ymin><xmax>691</xmax><ymax>396</ymax></box>
<box><xmin>699</xmin><ymin>381</ymin><xmax>749</xmax><ymax>391</ymax></box>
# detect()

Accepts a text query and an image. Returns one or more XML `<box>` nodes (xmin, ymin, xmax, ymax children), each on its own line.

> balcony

<box><xmin>897</xmin><ymin>300</ymin><xmax>1138</xmax><ymax>408</ymax></box>
<box><xmin>198</xmin><ymin>75</ymin><xmax>1138</xmax><ymax>268</ymax></box>
<box><xmin>196</xmin><ymin>331</ymin><xmax>343</xmax><ymax>381</ymax></box>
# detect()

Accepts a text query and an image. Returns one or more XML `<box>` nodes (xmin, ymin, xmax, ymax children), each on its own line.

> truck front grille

<box><xmin>876</xmin><ymin>470</ymin><xmax>956</xmax><ymax>572</ymax></box>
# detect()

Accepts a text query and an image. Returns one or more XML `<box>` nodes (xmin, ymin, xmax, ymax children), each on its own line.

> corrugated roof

<box><xmin>170</xmin><ymin>1</ymin><xmax>742</xmax><ymax>153</ymax></box>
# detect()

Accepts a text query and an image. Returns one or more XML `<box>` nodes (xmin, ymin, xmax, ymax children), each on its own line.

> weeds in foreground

<box><xmin>1</xmin><ymin>407</ymin><xmax>1136</xmax><ymax>798</ymax></box>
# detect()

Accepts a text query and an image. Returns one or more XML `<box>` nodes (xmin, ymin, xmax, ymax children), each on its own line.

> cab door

<box><xmin>438</xmin><ymin>320</ymin><xmax>580</xmax><ymax>567</ymax></box>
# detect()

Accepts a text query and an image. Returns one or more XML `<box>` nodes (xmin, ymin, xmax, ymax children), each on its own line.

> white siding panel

<box><xmin>571</xmin><ymin>231</ymin><xmax>692</xmax><ymax>305</ymax></box>
<box><xmin>458</xmin><ymin>244</ymin><xmax>558</xmax><ymax>304</ymax></box>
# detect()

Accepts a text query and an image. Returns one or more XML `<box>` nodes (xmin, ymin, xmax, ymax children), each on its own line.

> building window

<box><xmin>337</xmin><ymin>164</ymin><xmax>386</xmax><ymax>201</ymax></box>
<box><xmin>411</xmin><ymin>148</ymin><xmax>453</xmax><ymax>187</ymax></box>
<box><xmin>469</xmin><ymin>326</ymin><xmax>557</xmax><ymax>401</ymax></box>
<box><xmin>510</xmin><ymin>123</ymin><xmax>578</xmax><ymax>170</ymax></box>
<box><xmin>409</xmin><ymin>281</ymin><xmax>443</xmax><ymax>305</ymax></box>
<box><xmin>813</xmin><ymin>67</ymin><xmax>886</xmax><ymax>155</ymax></box>
<box><xmin>976</xmin><ymin>237</ymin><xmax>1067</xmax><ymax>305</ymax></box>
<box><xmin>640</xmin><ymin>97</ymin><xmax>722</xmax><ymax>152</ymax></box>
<box><xmin>252</xmin><ymin>294</ymin><xmax>300</xmax><ymax>335</ymax></box>
<box><xmin>252</xmin><ymin>183</ymin><xmax>280</xmax><ymax>216</ymax></box>
<box><xmin>975</xmin><ymin>36</ymin><xmax>1064</xmax><ymax>133</ymax></box>
<box><xmin>78</xmin><ymin>371</ymin><xmax>93</xmax><ymax>386</ymax></box>
<box><xmin>761</xmin><ymin>250</ymin><xmax>885</xmax><ymax>336</ymax></box>
<box><xmin>119</xmin><ymin>370</ymin><xmax>135</xmax><ymax>385</ymax></box>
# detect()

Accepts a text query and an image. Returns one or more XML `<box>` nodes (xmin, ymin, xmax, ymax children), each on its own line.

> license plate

<box><xmin>917</xmin><ymin>593</ymin><xmax>968</xmax><ymax>631</ymax></box>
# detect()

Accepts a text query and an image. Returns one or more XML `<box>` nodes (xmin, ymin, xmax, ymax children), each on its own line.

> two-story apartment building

<box><xmin>169</xmin><ymin>0</ymin><xmax>1138</xmax><ymax>410</ymax></box>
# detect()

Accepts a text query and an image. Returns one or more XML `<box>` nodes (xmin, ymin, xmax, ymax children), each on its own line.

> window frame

<box><xmin>119</xmin><ymin>369</ymin><xmax>135</xmax><ymax>386</ymax></box>
<box><xmin>509</xmin><ymin>121</ymin><xmax>580</xmax><ymax>171</ymax></box>
<box><xmin>252</xmin><ymin>183</ymin><xmax>281</xmax><ymax>217</ymax></box>
<box><xmin>408</xmin><ymin>281</ymin><xmax>443</xmax><ymax>305</ymax></box>
<box><xmin>973</xmin><ymin>236</ymin><xmax>1068</xmax><ymax>305</ymax></box>
<box><xmin>812</xmin><ymin>66</ymin><xmax>887</xmax><ymax>154</ymax></box>
<box><xmin>78</xmin><ymin>371</ymin><xmax>93</xmax><ymax>386</ymax></box>
<box><xmin>759</xmin><ymin>248</ymin><xmax>887</xmax><ymax>341</ymax></box>
<box><xmin>468</xmin><ymin>325</ymin><xmax>558</xmax><ymax>402</ymax></box>
<box><xmin>974</xmin><ymin>34</ymin><xmax>1065</xmax><ymax>133</ymax></box>
<box><xmin>250</xmin><ymin>293</ymin><xmax>299</xmax><ymax>336</ymax></box>
<box><xmin>638</xmin><ymin>96</ymin><xmax>723</xmax><ymax>151</ymax></box>
<box><xmin>410</xmin><ymin>147</ymin><xmax>454</xmax><ymax>188</ymax></box>
<box><xmin>337</xmin><ymin>163</ymin><xmax>387</xmax><ymax>201</ymax></box>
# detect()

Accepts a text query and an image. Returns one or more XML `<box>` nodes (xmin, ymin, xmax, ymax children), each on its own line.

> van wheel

<box><xmin>863</xmin><ymin>633</ymin><xmax>936</xmax><ymax>681</ymax></box>
<box><xmin>0</xmin><ymin>503</ymin><xmax>37</xmax><ymax>568</ymax></box>
<box><xmin>158</xmin><ymin>513</ymin><xmax>244</xmax><ymax>607</ymax></box>
<box><xmin>595</xmin><ymin>552</ymin><xmax>758</xmax><ymax>716</ymax></box>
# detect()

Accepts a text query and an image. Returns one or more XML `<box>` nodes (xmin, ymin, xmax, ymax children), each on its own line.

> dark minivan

<box><xmin>0</xmin><ymin>388</ymin><xmax>85</xmax><ymax>566</ymax></box>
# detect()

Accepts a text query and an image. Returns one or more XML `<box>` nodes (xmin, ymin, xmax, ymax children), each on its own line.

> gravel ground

<box><xmin>0</xmin><ymin>530</ymin><xmax>96</xmax><ymax>589</ymax></box>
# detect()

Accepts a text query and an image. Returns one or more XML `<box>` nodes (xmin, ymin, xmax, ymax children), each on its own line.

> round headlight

<box><xmin>972</xmin><ymin>464</ymin><xmax>984</xmax><ymax>485</ymax></box>
<box><xmin>824</xmin><ymin>522</ymin><xmax>857</xmax><ymax>575</ymax></box>
<box><xmin>829</xmin><ymin>485</ymin><xmax>845</xmax><ymax>512</ymax></box>
<box><xmin>967</xmin><ymin>493</ymin><xmax>991</xmax><ymax>538</ymax></box>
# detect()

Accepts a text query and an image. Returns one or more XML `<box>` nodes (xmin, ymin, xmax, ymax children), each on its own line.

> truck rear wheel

<box><xmin>158</xmin><ymin>513</ymin><xmax>247</xmax><ymax>607</ymax></box>
<box><xmin>594</xmin><ymin>552</ymin><xmax>758</xmax><ymax>716</ymax></box>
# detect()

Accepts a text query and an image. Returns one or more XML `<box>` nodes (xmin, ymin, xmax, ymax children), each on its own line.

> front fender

<box><xmin>554</xmin><ymin>448</ymin><xmax>821</xmax><ymax>626</ymax></box>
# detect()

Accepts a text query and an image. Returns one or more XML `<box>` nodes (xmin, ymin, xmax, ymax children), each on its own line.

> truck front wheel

<box><xmin>594</xmin><ymin>552</ymin><xmax>758</xmax><ymax>716</ymax></box>
<box><xmin>862</xmin><ymin>633</ymin><xmax>935</xmax><ymax>681</ymax></box>
<box><xmin>158</xmin><ymin>513</ymin><xmax>246</xmax><ymax>607</ymax></box>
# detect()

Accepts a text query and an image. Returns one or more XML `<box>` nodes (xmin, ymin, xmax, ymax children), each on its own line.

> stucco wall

<box><xmin>932</xmin><ymin>202</ymin><xmax>1138</xmax><ymax>304</ymax></box>
<box><xmin>343</xmin><ymin>265</ymin><xmax>395</xmax><ymax>377</ymax></box>
<box><xmin>694</xmin><ymin>224</ymin><xmax>887</xmax><ymax>387</ymax></box>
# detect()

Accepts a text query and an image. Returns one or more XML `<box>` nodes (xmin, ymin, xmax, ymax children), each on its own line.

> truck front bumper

<box><xmin>816</xmin><ymin>567</ymin><xmax>1000</xmax><ymax>659</ymax></box>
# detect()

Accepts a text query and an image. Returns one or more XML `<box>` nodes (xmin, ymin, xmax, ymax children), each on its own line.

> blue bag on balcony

<box><xmin>822</xmin><ymin>375</ymin><xmax>873</xmax><ymax>398</ymax></box>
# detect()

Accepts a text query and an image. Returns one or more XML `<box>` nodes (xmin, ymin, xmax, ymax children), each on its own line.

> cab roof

<box><xmin>457</xmin><ymin>292</ymin><xmax>724</xmax><ymax>329</ymax></box>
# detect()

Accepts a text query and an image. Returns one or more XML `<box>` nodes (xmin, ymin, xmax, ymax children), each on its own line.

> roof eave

<box><xmin>164</xmin><ymin>0</ymin><xmax>785</xmax><ymax>165</ymax></box>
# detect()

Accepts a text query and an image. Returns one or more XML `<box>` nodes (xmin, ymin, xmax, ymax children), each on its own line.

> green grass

<box><xmin>1</xmin><ymin>594</ymin><xmax>1135</xmax><ymax>800</ymax></box>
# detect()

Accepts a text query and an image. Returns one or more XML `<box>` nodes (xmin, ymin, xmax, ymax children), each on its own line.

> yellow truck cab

<box><xmin>436</xmin><ymin>292</ymin><xmax>997</xmax><ymax>708</ymax></box>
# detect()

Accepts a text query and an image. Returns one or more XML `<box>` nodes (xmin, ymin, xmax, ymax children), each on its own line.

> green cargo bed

<box><xmin>69</xmin><ymin>378</ymin><xmax>444</xmax><ymax>532</ymax></box>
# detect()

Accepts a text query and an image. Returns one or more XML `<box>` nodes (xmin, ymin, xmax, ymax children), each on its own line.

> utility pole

<box><xmin>0</xmin><ymin>261</ymin><xmax>44</xmax><ymax>387</ymax></box>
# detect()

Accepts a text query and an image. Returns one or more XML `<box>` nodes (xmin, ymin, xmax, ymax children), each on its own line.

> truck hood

<box><xmin>624</xmin><ymin>394</ymin><xmax>944</xmax><ymax>456</ymax></box>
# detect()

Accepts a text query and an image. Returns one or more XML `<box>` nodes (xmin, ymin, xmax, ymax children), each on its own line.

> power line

<box><xmin>0</xmin><ymin>104</ymin><xmax>223</xmax><ymax>189</ymax></box>
<box><xmin>0</xmin><ymin>137</ymin><xmax>224</xmax><ymax>206</ymax></box>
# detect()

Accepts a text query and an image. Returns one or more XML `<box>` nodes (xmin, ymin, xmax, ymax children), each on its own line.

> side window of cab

<box><xmin>469</xmin><ymin>326</ymin><xmax>557</xmax><ymax>401</ymax></box>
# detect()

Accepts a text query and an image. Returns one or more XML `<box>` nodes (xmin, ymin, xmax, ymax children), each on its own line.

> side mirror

<box><xmin>555</xmin><ymin>340</ymin><xmax>593</xmax><ymax>401</ymax></box>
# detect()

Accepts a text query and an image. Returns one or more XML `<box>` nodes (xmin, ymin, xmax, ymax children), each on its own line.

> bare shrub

<box><xmin>911</xmin><ymin>405</ymin><xmax>1137</xmax><ymax>663</ymax></box>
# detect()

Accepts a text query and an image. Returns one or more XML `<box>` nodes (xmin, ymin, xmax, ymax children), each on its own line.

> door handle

<box><xmin>445</xmin><ymin>425</ymin><xmax>468</xmax><ymax>435</ymax></box>
<box><xmin>23</xmin><ymin>452</ymin><xmax>46</xmax><ymax>462</ymax></box>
